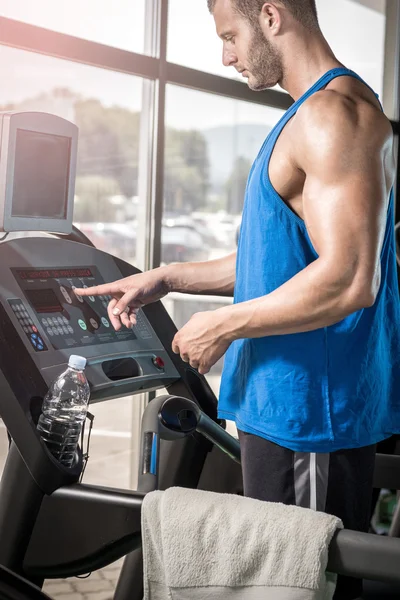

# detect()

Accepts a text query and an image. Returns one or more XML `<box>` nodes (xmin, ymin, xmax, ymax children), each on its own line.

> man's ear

<box><xmin>259</xmin><ymin>2</ymin><xmax>283</xmax><ymax>37</ymax></box>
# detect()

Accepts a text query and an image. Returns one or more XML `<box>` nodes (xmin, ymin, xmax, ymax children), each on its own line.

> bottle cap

<box><xmin>68</xmin><ymin>355</ymin><xmax>87</xmax><ymax>370</ymax></box>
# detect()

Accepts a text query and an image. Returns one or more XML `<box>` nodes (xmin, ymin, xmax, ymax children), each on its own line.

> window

<box><xmin>0</xmin><ymin>46</ymin><xmax>144</xmax><ymax>490</ymax></box>
<box><xmin>162</xmin><ymin>84</ymin><xmax>284</xmax><ymax>399</ymax></box>
<box><xmin>1</xmin><ymin>0</ymin><xmax>147</xmax><ymax>54</ymax></box>
<box><xmin>316</xmin><ymin>0</ymin><xmax>386</xmax><ymax>97</ymax></box>
<box><xmin>168</xmin><ymin>0</ymin><xmax>387</xmax><ymax>99</ymax></box>
<box><xmin>167</xmin><ymin>0</ymin><xmax>241</xmax><ymax>80</ymax></box>
<box><xmin>0</xmin><ymin>46</ymin><xmax>143</xmax><ymax>269</ymax></box>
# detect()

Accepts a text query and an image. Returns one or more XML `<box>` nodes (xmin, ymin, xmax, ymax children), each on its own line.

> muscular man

<box><xmin>77</xmin><ymin>1</ymin><xmax>400</xmax><ymax>598</ymax></box>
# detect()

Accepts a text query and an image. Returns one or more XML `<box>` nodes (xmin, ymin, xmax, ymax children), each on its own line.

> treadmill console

<box><xmin>0</xmin><ymin>239</ymin><xmax>180</xmax><ymax>402</ymax></box>
<box><xmin>0</xmin><ymin>112</ymin><xmax>180</xmax><ymax>402</ymax></box>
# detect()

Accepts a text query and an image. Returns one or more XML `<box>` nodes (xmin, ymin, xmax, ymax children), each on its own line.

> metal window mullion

<box><xmin>133</xmin><ymin>0</ymin><xmax>168</xmax><ymax>273</ymax></box>
<box><xmin>0</xmin><ymin>16</ymin><xmax>158</xmax><ymax>80</ymax></box>
<box><xmin>382</xmin><ymin>1</ymin><xmax>400</xmax><ymax>120</ymax></box>
<box><xmin>397</xmin><ymin>0</ymin><xmax>400</xmax><ymax>130</ymax></box>
<box><xmin>148</xmin><ymin>80</ymin><xmax>166</xmax><ymax>270</ymax></box>
<box><xmin>136</xmin><ymin>79</ymin><xmax>158</xmax><ymax>272</ymax></box>
<box><xmin>148</xmin><ymin>0</ymin><xmax>169</xmax><ymax>271</ymax></box>
<box><xmin>165</xmin><ymin>62</ymin><xmax>293</xmax><ymax>111</ymax></box>
<box><xmin>395</xmin><ymin>136</ymin><xmax>400</xmax><ymax>221</ymax></box>
<box><xmin>135</xmin><ymin>0</ymin><xmax>167</xmax><ymax>273</ymax></box>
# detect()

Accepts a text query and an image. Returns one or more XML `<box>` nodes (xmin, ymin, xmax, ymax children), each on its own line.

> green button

<box><xmin>78</xmin><ymin>319</ymin><xmax>87</xmax><ymax>331</ymax></box>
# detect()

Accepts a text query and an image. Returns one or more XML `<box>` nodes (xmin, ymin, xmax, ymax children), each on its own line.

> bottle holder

<box><xmin>79</xmin><ymin>410</ymin><xmax>95</xmax><ymax>482</ymax></box>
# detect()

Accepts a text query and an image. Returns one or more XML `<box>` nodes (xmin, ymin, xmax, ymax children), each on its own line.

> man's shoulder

<box><xmin>293</xmin><ymin>87</ymin><xmax>391</xmax><ymax>147</ymax></box>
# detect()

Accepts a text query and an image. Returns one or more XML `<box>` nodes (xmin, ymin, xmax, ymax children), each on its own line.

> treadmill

<box><xmin>0</xmin><ymin>111</ymin><xmax>400</xmax><ymax>600</ymax></box>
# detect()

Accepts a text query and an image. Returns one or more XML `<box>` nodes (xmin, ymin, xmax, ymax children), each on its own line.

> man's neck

<box><xmin>278</xmin><ymin>34</ymin><xmax>343</xmax><ymax>100</ymax></box>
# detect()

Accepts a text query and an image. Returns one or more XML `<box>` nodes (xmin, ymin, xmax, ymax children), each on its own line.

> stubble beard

<box><xmin>246</xmin><ymin>26</ymin><xmax>283</xmax><ymax>91</ymax></box>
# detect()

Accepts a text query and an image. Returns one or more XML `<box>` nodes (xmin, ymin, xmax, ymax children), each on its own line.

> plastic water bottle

<box><xmin>37</xmin><ymin>355</ymin><xmax>90</xmax><ymax>467</ymax></box>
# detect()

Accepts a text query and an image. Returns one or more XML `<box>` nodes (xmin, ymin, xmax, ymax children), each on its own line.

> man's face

<box><xmin>213</xmin><ymin>0</ymin><xmax>282</xmax><ymax>91</ymax></box>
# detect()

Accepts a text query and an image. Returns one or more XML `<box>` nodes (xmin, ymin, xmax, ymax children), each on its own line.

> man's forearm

<box><xmin>219</xmin><ymin>258</ymin><xmax>373</xmax><ymax>339</ymax></box>
<box><xmin>162</xmin><ymin>252</ymin><xmax>236</xmax><ymax>297</ymax></box>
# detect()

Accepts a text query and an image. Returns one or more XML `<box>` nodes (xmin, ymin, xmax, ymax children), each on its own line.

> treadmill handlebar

<box><xmin>196</xmin><ymin>411</ymin><xmax>241</xmax><ymax>464</ymax></box>
<box><xmin>138</xmin><ymin>395</ymin><xmax>240</xmax><ymax>493</ymax></box>
<box><xmin>137</xmin><ymin>395</ymin><xmax>189</xmax><ymax>493</ymax></box>
<box><xmin>44</xmin><ymin>481</ymin><xmax>400</xmax><ymax>583</ymax></box>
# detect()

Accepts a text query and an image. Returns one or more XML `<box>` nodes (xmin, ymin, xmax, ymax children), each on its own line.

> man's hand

<box><xmin>172</xmin><ymin>309</ymin><xmax>233</xmax><ymax>375</ymax></box>
<box><xmin>75</xmin><ymin>268</ymin><xmax>170</xmax><ymax>331</ymax></box>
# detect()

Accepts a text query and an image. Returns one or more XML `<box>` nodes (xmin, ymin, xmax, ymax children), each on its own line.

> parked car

<box><xmin>161</xmin><ymin>224</ymin><xmax>209</xmax><ymax>263</ymax></box>
<box><xmin>75</xmin><ymin>221</ymin><xmax>209</xmax><ymax>265</ymax></box>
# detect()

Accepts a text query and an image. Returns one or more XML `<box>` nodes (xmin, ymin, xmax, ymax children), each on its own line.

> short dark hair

<box><xmin>207</xmin><ymin>0</ymin><xmax>319</xmax><ymax>32</ymax></box>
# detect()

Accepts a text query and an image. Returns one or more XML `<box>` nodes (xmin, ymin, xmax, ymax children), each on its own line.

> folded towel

<box><xmin>142</xmin><ymin>487</ymin><xmax>342</xmax><ymax>600</ymax></box>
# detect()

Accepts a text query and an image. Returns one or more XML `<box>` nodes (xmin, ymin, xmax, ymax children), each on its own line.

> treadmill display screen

<box><xmin>12</xmin><ymin>129</ymin><xmax>71</xmax><ymax>219</ymax></box>
<box><xmin>12</xmin><ymin>265</ymin><xmax>142</xmax><ymax>351</ymax></box>
<box><xmin>18</xmin><ymin>268</ymin><xmax>93</xmax><ymax>280</ymax></box>
<box><xmin>24</xmin><ymin>288</ymin><xmax>63</xmax><ymax>314</ymax></box>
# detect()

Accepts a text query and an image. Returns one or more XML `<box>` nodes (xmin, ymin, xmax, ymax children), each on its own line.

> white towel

<box><xmin>142</xmin><ymin>487</ymin><xmax>343</xmax><ymax>600</ymax></box>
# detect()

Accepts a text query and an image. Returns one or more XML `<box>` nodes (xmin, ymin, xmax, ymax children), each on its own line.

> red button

<box><xmin>153</xmin><ymin>356</ymin><xmax>165</xmax><ymax>370</ymax></box>
<box><xmin>32</xmin><ymin>326</ymin><xmax>38</xmax><ymax>333</ymax></box>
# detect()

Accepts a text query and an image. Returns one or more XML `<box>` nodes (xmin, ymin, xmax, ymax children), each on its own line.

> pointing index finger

<box><xmin>75</xmin><ymin>282</ymin><xmax>120</xmax><ymax>297</ymax></box>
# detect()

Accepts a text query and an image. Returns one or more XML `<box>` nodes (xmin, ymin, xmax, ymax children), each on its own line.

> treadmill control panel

<box><xmin>11</xmin><ymin>266</ymin><xmax>149</xmax><ymax>351</ymax></box>
<box><xmin>0</xmin><ymin>238</ymin><xmax>180</xmax><ymax>402</ymax></box>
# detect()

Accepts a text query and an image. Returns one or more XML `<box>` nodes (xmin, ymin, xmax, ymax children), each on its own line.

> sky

<box><xmin>0</xmin><ymin>0</ymin><xmax>387</xmax><ymax>130</ymax></box>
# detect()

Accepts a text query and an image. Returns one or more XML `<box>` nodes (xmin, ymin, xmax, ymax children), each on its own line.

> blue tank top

<box><xmin>218</xmin><ymin>67</ymin><xmax>400</xmax><ymax>453</ymax></box>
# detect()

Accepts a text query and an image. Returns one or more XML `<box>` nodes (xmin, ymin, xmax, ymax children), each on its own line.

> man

<box><xmin>77</xmin><ymin>1</ymin><xmax>400</xmax><ymax>598</ymax></box>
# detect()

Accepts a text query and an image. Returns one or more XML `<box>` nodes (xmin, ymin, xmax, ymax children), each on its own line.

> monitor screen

<box><xmin>12</xmin><ymin>129</ymin><xmax>71</xmax><ymax>219</ymax></box>
<box><xmin>24</xmin><ymin>288</ymin><xmax>64</xmax><ymax>314</ymax></box>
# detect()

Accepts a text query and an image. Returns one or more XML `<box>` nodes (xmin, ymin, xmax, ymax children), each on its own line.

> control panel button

<box><xmin>152</xmin><ymin>356</ymin><xmax>165</xmax><ymax>370</ymax></box>
<box><xmin>101</xmin><ymin>317</ymin><xmax>110</xmax><ymax>328</ymax></box>
<box><xmin>83</xmin><ymin>285</ymin><xmax>95</xmax><ymax>302</ymax></box>
<box><xmin>72</xmin><ymin>286</ymin><xmax>84</xmax><ymax>303</ymax></box>
<box><xmin>29</xmin><ymin>332</ymin><xmax>46</xmax><ymax>352</ymax></box>
<box><xmin>90</xmin><ymin>318</ymin><xmax>99</xmax><ymax>330</ymax></box>
<box><xmin>60</xmin><ymin>286</ymin><xmax>72</xmax><ymax>304</ymax></box>
<box><xmin>78</xmin><ymin>319</ymin><xmax>87</xmax><ymax>331</ymax></box>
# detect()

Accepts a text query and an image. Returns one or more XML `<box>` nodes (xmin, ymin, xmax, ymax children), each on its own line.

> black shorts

<box><xmin>238</xmin><ymin>430</ymin><xmax>376</xmax><ymax>600</ymax></box>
